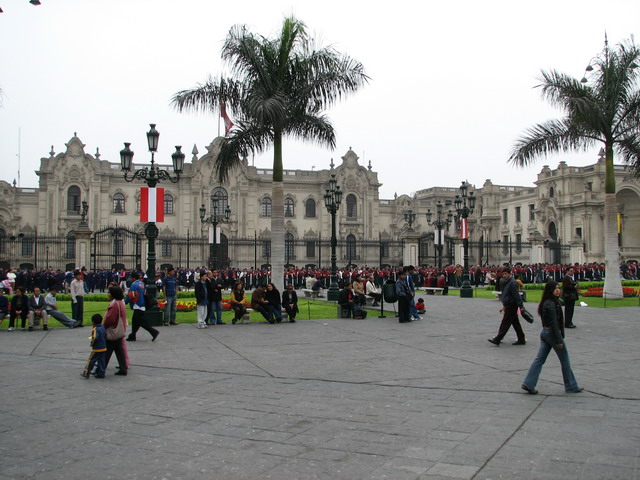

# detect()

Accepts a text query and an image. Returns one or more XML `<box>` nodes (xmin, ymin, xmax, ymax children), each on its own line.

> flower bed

<box><xmin>579</xmin><ymin>287</ymin><xmax>639</xmax><ymax>298</ymax></box>
<box><xmin>158</xmin><ymin>300</ymin><xmax>197</xmax><ymax>312</ymax></box>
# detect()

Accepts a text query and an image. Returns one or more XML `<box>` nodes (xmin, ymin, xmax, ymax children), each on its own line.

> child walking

<box><xmin>82</xmin><ymin>314</ymin><xmax>107</xmax><ymax>379</ymax></box>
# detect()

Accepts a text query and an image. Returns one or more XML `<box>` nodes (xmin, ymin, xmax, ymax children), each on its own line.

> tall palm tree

<box><xmin>172</xmin><ymin>17</ymin><xmax>368</xmax><ymax>290</ymax></box>
<box><xmin>509</xmin><ymin>37</ymin><xmax>640</xmax><ymax>299</ymax></box>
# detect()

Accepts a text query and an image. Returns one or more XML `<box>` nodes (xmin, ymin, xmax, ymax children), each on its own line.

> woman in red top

<box><xmin>102</xmin><ymin>285</ymin><xmax>128</xmax><ymax>376</ymax></box>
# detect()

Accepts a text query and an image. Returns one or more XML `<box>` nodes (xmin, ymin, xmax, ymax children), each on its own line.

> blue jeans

<box><xmin>164</xmin><ymin>296</ymin><xmax>177</xmax><ymax>324</ymax></box>
<box><xmin>209</xmin><ymin>300</ymin><xmax>223</xmax><ymax>324</ymax></box>
<box><xmin>267</xmin><ymin>304</ymin><xmax>282</xmax><ymax>321</ymax></box>
<box><xmin>523</xmin><ymin>329</ymin><xmax>580</xmax><ymax>392</ymax></box>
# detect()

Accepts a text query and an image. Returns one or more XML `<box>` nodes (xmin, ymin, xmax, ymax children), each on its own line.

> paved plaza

<box><xmin>1</xmin><ymin>294</ymin><xmax>639</xmax><ymax>480</ymax></box>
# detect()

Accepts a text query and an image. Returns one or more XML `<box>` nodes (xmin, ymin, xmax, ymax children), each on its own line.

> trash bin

<box><xmin>383</xmin><ymin>280</ymin><xmax>397</xmax><ymax>304</ymax></box>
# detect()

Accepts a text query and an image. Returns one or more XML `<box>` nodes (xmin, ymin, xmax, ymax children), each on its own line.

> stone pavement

<box><xmin>1</xmin><ymin>294</ymin><xmax>638</xmax><ymax>480</ymax></box>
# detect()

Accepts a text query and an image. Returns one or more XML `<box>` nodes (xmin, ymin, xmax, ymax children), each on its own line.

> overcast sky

<box><xmin>1</xmin><ymin>0</ymin><xmax>638</xmax><ymax>198</ymax></box>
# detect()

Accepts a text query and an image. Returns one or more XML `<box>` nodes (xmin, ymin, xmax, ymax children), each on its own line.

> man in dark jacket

<box><xmin>488</xmin><ymin>267</ymin><xmax>525</xmax><ymax>346</ymax></box>
<box><xmin>281</xmin><ymin>284</ymin><xmax>298</xmax><ymax>323</ymax></box>
<box><xmin>251</xmin><ymin>286</ymin><xmax>273</xmax><ymax>323</ymax></box>
<box><xmin>28</xmin><ymin>287</ymin><xmax>48</xmax><ymax>331</ymax></box>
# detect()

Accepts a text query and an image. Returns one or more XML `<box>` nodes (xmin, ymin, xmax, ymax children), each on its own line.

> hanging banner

<box><xmin>208</xmin><ymin>225</ymin><xmax>220</xmax><ymax>244</ymax></box>
<box><xmin>140</xmin><ymin>187</ymin><xmax>164</xmax><ymax>223</ymax></box>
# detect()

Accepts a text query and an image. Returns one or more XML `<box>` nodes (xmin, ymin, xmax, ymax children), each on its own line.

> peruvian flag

<box><xmin>220</xmin><ymin>100</ymin><xmax>234</xmax><ymax>136</ymax></box>
<box><xmin>460</xmin><ymin>218</ymin><xmax>469</xmax><ymax>239</ymax></box>
<box><xmin>140</xmin><ymin>187</ymin><xmax>164</xmax><ymax>223</ymax></box>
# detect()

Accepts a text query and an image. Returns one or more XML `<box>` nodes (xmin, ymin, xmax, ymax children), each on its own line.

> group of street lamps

<box><xmin>116</xmin><ymin>126</ymin><xmax>477</xmax><ymax>313</ymax></box>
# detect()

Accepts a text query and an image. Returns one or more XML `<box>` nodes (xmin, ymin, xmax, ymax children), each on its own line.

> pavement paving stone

<box><xmin>1</xmin><ymin>294</ymin><xmax>638</xmax><ymax>479</ymax></box>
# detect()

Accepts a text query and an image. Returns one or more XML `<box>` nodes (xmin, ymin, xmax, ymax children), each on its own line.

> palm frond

<box><xmin>285</xmin><ymin>114</ymin><xmax>335</xmax><ymax>149</ymax></box>
<box><xmin>214</xmin><ymin>123</ymin><xmax>273</xmax><ymax>183</ymax></box>
<box><xmin>509</xmin><ymin>119</ymin><xmax>601</xmax><ymax>167</ymax></box>
<box><xmin>615</xmin><ymin>135</ymin><xmax>640</xmax><ymax>176</ymax></box>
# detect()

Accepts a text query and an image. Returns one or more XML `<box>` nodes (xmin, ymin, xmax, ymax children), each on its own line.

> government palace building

<box><xmin>0</xmin><ymin>134</ymin><xmax>638</xmax><ymax>272</ymax></box>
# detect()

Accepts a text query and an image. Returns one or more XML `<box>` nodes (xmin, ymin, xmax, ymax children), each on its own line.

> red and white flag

<box><xmin>220</xmin><ymin>101</ymin><xmax>234</xmax><ymax>136</ymax></box>
<box><xmin>140</xmin><ymin>187</ymin><xmax>164</xmax><ymax>223</ymax></box>
<box><xmin>460</xmin><ymin>218</ymin><xmax>469</xmax><ymax>239</ymax></box>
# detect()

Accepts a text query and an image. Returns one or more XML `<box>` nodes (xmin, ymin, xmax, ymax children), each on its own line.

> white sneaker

<box><xmin>8</xmin><ymin>327</ymin><xmax>14</xmax><ymax>331</ymax></box>
<box><xmin>198</xmin><ymin>324</ymin><xmax>207</xmax><ymax>329</ymax></box>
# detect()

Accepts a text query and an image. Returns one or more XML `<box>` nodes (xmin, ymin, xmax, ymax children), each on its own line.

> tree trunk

<box><xmin>603</xmin><ymin>192</ymin><xmax>623</xmax><ymax>299</ymax></box>
<box><xmin>270</xmin><ymin>132</ymin><xmax>285</xmax><ymax>292</ymax></box>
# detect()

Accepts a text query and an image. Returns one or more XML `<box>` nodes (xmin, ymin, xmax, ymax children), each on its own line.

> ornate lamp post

<box><xmin>120</xmin><ymin>124</ymin><xmax>184</xmax><ymax>323</ymax></box>
<box><xmin>403</xmin><ymin>209</ymin><xmax>416</xmax><ymax>231</ymax></box>
<box><xmin>454</xmin><ymin>181</ymin><xmax>476</xmax><ymax>297</ymax></box>
<box><xmin>324</xmin><ymin>174</ymin><xmax>343</xmax><ymax>301</ymax></box>
<box><xmin>199</xmin><ymin>196</ymin><xmax>231</xmax><ymax>270</ymax></box>
<box><xmin>426</xmin><ymin>201</ymin><xmax>453</xmax><ymax>271</ymax></box>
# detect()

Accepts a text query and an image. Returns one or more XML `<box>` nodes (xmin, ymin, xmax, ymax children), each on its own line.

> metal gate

<box><xmin>91</xmin><ymin>226</ymin><xmax>142</xmax><ymax>271</ymax></box>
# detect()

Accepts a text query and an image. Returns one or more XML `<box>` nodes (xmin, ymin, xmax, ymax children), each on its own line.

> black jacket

<box><xmin>541</xmin><ymin>299</ymin><xmax>565</xmax><ymax>344</ymax></box>
<box><xmin>501</xmin><ymin>276</ymin><xmax>523</xmax><ymax>308</ymax></box>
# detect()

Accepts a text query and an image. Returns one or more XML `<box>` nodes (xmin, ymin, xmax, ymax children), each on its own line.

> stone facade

<box><xmin>0</xmin><ymin>135</ymin><xmax>638</xmax><ymax>270</ymax></box>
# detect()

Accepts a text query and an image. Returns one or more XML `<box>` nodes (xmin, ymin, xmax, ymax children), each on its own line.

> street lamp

<box><xmin>426</xmin><ymin>201</ymin><xmax>453</xmax><ymax>271</ymax></box>
<box><xmin>199</xmin><ymin>196</ymin><xmax>231</xmax><ymax>270</ymax></box>
<box><xmin>455</xmin><ymin>181</ymin><xmax>476</xmax><ymax>297</ymax></box>
<box><xmin>120</xmin><ymin>123</ymin><xmax>184</xmax><ymax>324</ymax></box>
<box><xmin>403</xmin><ymin>209</ymin><xmax>416</xmax><ymax>231</ymax></box>
<box><xmin>324</xmin><ymin>173</ymin><xmax>342</xmax><ymax>301</ymax></box>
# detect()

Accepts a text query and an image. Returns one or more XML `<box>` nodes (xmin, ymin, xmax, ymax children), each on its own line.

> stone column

<box><xmin>570</xmin><ymin>239</ymin><xmax>585</xmax><ymax>265</ymax></box>
<box><xmin>74</xmin><ymin>223</ymin><xmax>93</xmax><ymax>271</ymax></box>
<box><xmin>403</xmin><ymin>231</ymin><xmax>420</xmax><ymax>267</ymax></box>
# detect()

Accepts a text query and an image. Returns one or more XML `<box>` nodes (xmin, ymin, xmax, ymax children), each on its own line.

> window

<box><xmin>284</xmin><ymin>198</ymin><xmax>294</xmax><ymax>217</ymax></box>
<box><xmin>502</xmin><ymin>208</ymin><xmax>508</xmax><ymax>223</ymax></box>
<box><xmin>114</xmin><ymin>238</ymin><xmax>124</xmax><ymax>257</ymax></box>
<box><xmin>164</xmin><ymin>195</ymin><xmax>174</xmax><ymax>215</ymax></box>
<box><xmin>305</xmin><ymin>198</ymin><xmax>316</xmax><ymax>218</ymax></box>
<box><xmin>0</xmin><ymin>228</ymin><xmax>5</xmax><ymax>254</ymax></box>
<box><xmin>285</xmin><ymin>233</ymin><xmax>294</xmax><ymax>261</ymax></box>
<box><xmin>261</xmin><ymin>198</ymin><xmax>272</xmax><ymax>217</ymax></box>
<box><xmin>575</xmin><ymin>227</ymin><xmax>582</xmax><ymax>238</ymax></box>
<box><xmin>306</xmin><ymin>240</ymin><xmax>315</xmax><ymax>258</ymax></box>
<box><xmin>67</xmin><ymin>186</ymin><xmax>81</xmax><ymax>213</ymax></box>
<box><xmin>515</xmin><ymin>234</ymin><xmax>522</xmax><ymax>252</ymax></box>
<box><xmin>515</xmin><ymin>206</ymin><xmax>521</xmax><ymax>223</ymax></box>
<box><xmin>549</xmin><ymin>187</ymin><xmax>555</xmax><ymax>198</ymax></box>
<box><xmin>262</xmin><ymin>240</ymin><xmax>271</xmax><ymax>258</ymax></box>
<box><xmin>211</xmin><ymin>187</ymin><xmax>229</xmax><ymax>213</ymax></box>
<box><xmin>444</xmin><ymin>199</ymin><xmax>452</xmax><ymax>206</ymax></box>
<box><xmin>502</xmin><ymin>235</ymin><xmax>509</xmax><ymax>254</ymax></box>
<box><xmin>381</xmin><ymin>241</ymin><xmax>389</xmax><ymax>258</ymax></box>
<box><xmin>161</xmin><ymin>240</ymin><xmax>172</xmax><ymax>257</ymax></box>
<box><xmin>529</xmin><ymin>204</ymin><xmax>535</xmax><ymax>221</ymax></box>
<box><xmin>346</xmin><ymin>194</ymin><xmax>357</xmax><ymax>218</ymax></box>
<box><xmin>346</xmin><ymin>234</ymin><xmax>357</xmax><ymax>260</ymax></box>
<box><xmin>22</xmin><ymin>237</ymin><xmax>34</xmax><ymax>256</ymax></box>
<box><xmin>113</xmin><ymin>193</ymin><xmax>125</xmax><ymax>213</ymax></box>
<box><xmin>66</xmin><ymin>231</ymin><xmax>76</xmax><ymax>259</ymax></box>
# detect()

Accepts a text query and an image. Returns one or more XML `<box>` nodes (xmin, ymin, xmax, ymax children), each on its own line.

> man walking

<box><xmin>488</xmin><ymin>267</ymin><xmax>526</xmax><ymax>346</ymax></box>
<box><xmin>162</xmin><ymin>267</ymin><xmax>179</xmax><ymax>326</ymax></box>
<box><xmin>126</xmin><ymin>272</ymin><xmax>159</xmax><ymax>342</ymax></box>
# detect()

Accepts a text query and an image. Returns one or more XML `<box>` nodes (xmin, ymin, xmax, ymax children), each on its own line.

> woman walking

<box><xmin>521</xmin><ymin>281</ymin><xmax>583</xmax><ymax>394</ymax></box>
<box><xmin>103</xmin><ymin>285</ymin><xmax>128</xmax><ymax>376</ymax></box>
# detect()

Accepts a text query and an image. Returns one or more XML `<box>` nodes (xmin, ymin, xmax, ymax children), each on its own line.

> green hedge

<box><xmin>486</xmin><ymin>280</ymin><xmax>640</xmax><ymax>291</ymax></box>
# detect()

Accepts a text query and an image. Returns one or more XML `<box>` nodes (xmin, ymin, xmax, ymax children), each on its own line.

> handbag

<box><xmin>520</xmin><ymin>307</ymin><xmax>534</xmax><ymax>324</ymax></box>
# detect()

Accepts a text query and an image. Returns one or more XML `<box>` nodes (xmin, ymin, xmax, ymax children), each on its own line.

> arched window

<box><xmin>211</xmin><ymin>187</ymin><xmax>229</xmax><ymax>213</ymax></box>
<box><xmin>261</xmin><ymin>197</ymin><xmax>272</xmax><ymax>217</ymax></box>
<box><xmin>284</xmin><ymin>198</ymin><xmax>294</xmax><ymax>217</ymax></box>
<box><xmin>285</xmin><ymin>233</ymin><xmax>294</xmax><ymax>263</ymax></box>
<box><xmin>164</xmin><ymin>195</ymin><xmax>174</xmax><ymax>215</ymax></box>
<box><xmin>346</xmin><ymin>234</ymin><xmax>357</xmax><ymax>261</ymax></box>
<box><xmin>549</xmin><ymin>187</ymin><xmax>555</xmax><ymax>198</ymax></box>
<box><xmin>66</xmin><ymin>231</ymin><xmax>76</xmax><ymax>259</ymax></box>
<box><xmin>67</xmin><ymin>186</ymin><xmax>81</xmax><ymax>213</ymax></box>
<box><xmin>0</xmin><ymin>228</ymin><xmax>6</xmax><ymax>254</ymax></box>
<box><xmin>305</xmin><ymin>198</ymin><xmax>316</xmax><ymax>218</ymax></box>
<box><xmin>113</xmin><ymin>193</ymin><xmax>126</xmax><ymax>213</ymax></box>
<box><xmin>346</xmin><ymin>194</ymin><xmax>357</xmax><ymax>218</ymax></box>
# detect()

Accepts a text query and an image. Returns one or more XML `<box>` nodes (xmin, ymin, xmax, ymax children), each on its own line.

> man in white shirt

<box><xmin>70</xmin><ymin>271</ymin><xmax>85</xmax><ymax>326</ymax></box>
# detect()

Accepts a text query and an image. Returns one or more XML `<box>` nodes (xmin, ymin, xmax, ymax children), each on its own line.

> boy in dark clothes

<box><xmin>82</xmin><ymin>314</ymin><xmax>107</xmax><ymax>379</ymax></box>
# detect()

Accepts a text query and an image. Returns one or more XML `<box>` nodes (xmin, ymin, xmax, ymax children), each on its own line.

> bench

<box><xmin>423</xmin><ymin>287</ymin><xmax>444</xmax><ymax>295</ymax></box>
<box><xmin>302</xmin><ymin>288</ymin><xmax>323</xmax><ymax>298</ymax></box>
<box><xmin>240</xmin><ymin>308</ymin><xmax>290</xmax><ymax>324</ymax></box>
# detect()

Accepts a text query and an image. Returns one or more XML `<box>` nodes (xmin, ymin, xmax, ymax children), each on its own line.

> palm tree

<box><xmin>509</xmin><ymin>37</ymin><xmax>640</xmax><ymax>299</ymax></box>
<box><xmin>172</xmin><ymin>17</ymin><xmax>368</xmax><ymax>290</ymax></box>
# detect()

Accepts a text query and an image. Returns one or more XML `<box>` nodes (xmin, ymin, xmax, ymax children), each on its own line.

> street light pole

<box><xmin>455</xmin><ymin>181</ymin><xmax>476</xmax><ymax>297</ymax></box>
<box><xmin>324</xmin><ymin>174</ymin><xmax>342</xmax><ymax>301</ymax></box>
<box><xmin>426</xmin><ymin>201</ymin><xmax>453</xmax><ymax>271</ymax></box>
<box><xmin>120</xmin><ymin>124</ymin><xmax>184</xmax><ymax>325</ymax></box>
<box><xmin>199</xmin><ymin>197</ymin><xmax>231</xmax><ymax>270</ymax></box>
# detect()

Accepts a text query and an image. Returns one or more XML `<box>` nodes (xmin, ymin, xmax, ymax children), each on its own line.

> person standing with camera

<box><xmin>562</xmin><ymin>267</ymin><xmax>579</xmax><ymax>329</ymax></box>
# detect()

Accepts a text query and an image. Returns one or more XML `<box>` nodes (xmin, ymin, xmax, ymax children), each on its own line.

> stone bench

<box><xmin>240</xmin><ymin>308</ymin><xmax>289</xmax><ymax>324</ymax></box>
<box><xmin>423</xmin><ymin>287</ymin><xmax>444</xmax><ymax>295</ymax></box>
<box><xmin>302</xmin><ymin>288</ymin><xmax>321</xmax><ymax>298</ymax></box>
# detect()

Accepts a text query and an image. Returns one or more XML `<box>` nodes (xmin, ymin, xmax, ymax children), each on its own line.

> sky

<box><xmin>1</xmin><ymin>0</ymin><xmax>639</xmax><ymax>199</ymax></box>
